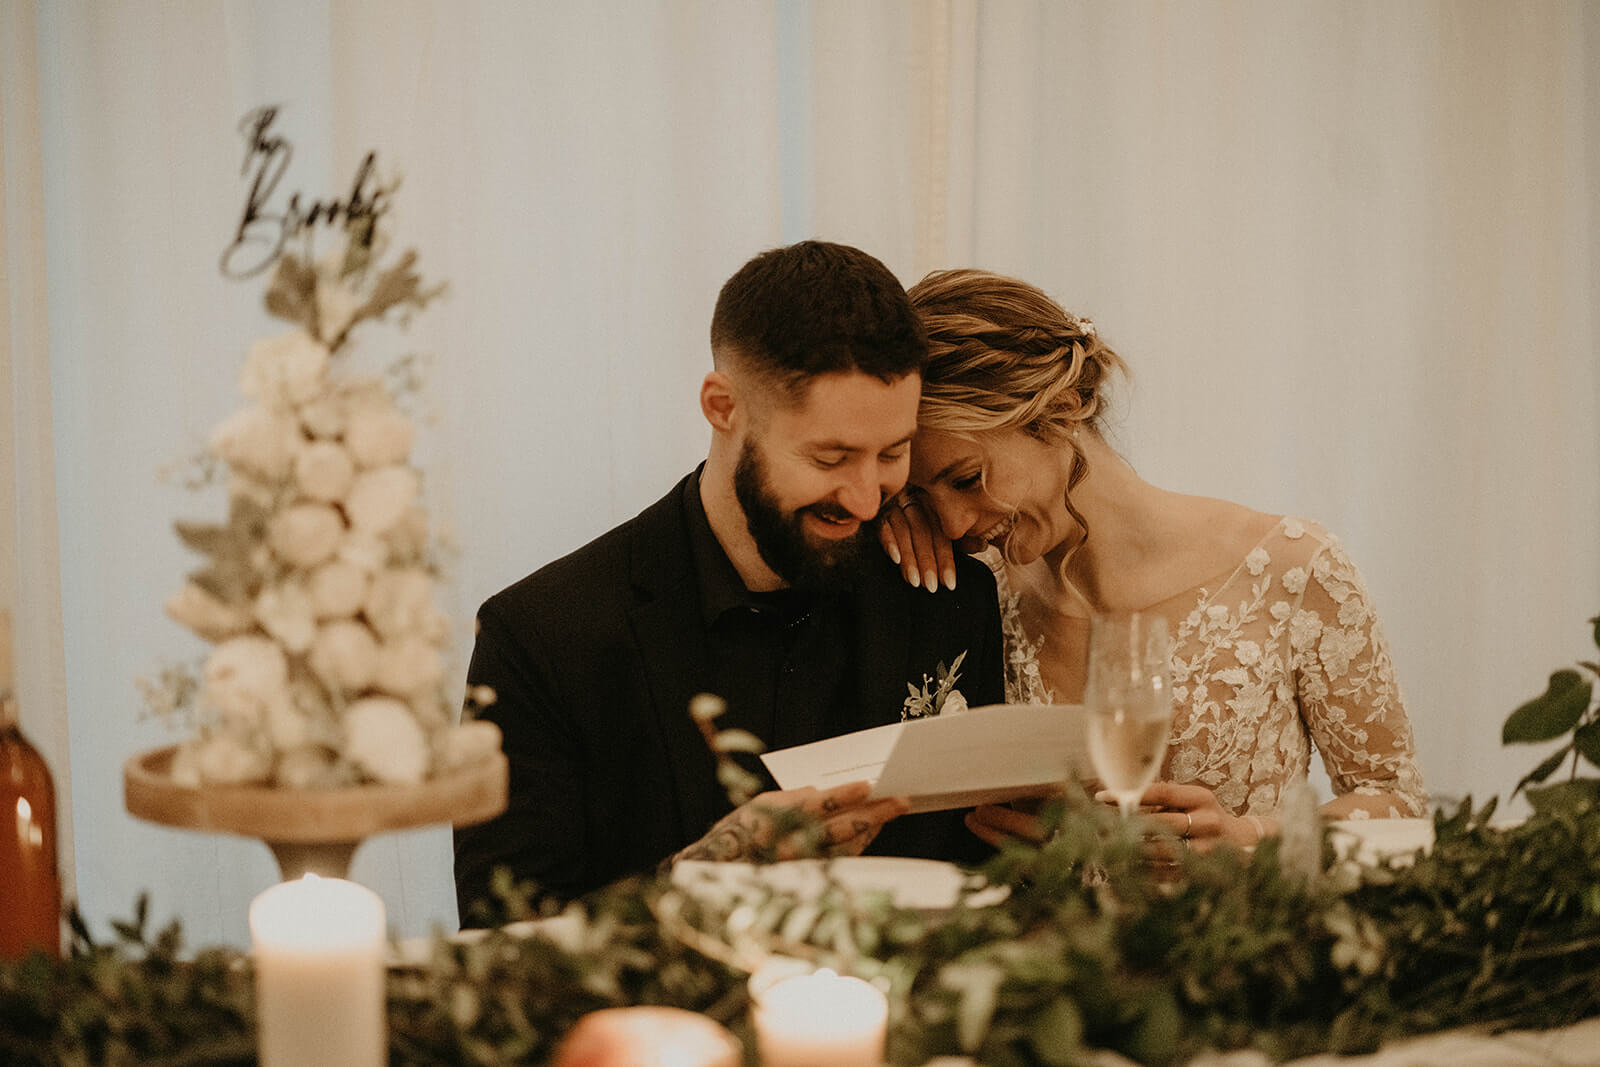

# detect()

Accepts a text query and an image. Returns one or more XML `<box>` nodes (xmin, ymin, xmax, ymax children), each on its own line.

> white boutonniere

<box><xmin>902</xmin><ymin>650</ymin><xmax>968</xmax><ymax>720</ymax></box>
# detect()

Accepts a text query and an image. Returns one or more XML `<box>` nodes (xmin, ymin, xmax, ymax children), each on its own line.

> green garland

<box><xmin>6</xmin><ymin>619</ymin><xmax>1599</xmax><ymax>1066</ymax></box>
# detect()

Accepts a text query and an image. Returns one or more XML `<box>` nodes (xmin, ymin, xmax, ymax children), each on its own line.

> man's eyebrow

<box><xmin>806</xmin><ymin>434</ymin><xmax>914</xmax><ymax>453</ymax></box>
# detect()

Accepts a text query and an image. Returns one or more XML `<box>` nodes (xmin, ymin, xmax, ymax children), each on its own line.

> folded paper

<box><xmin>761</xmin><ymin>704</ymin><xmax>1090</xmax><ymax>813</ymax></box>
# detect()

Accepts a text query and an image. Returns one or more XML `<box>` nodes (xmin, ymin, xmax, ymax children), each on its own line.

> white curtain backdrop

<box><xmin>3</xmin><ymin>0</ymin><xmax>1596</xmax><ymax>950</ymax></box>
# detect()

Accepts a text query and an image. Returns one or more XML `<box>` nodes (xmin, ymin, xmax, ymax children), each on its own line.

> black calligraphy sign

<box><xmin>220</xmin><ymin>106</ymin><xmax>393</xmax><ymax>279</ymax></box>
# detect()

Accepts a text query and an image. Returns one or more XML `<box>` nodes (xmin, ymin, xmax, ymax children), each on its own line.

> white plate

<box><xmin>1327</xmin><ymin>817</ymin><xmax>1434</xmax><ymax>866</ymax></box>
<box><xmin>391</xmin><ymin>858</ymin><xmax>1006</xmax><ymax>965</ymax></box>
<box><xmin>671</xmin><ymin>856</ymin><xmax>1009</xmax><ymax>911</ymax></box>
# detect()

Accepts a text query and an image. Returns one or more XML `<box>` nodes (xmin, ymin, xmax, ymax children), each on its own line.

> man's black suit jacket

<box><xmin>453</xmin><ymin>471</ymin><xmax>1004</xmax><ymax>920</ymax></box>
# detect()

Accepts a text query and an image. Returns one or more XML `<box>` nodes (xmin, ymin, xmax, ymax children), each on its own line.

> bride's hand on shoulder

<box><xmin>878</xmin><ymin>490</ymin><xmax>982</xmax><ymax>591</ymax></box>
<box><xmin>1128</xmin><ymin>782</ymin><xmax>1272</xmax><ymax>853</ymax></box>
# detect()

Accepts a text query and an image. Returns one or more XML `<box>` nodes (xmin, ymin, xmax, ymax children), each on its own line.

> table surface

<box><xmin>922</xmin><ymin>1016</ymin><xmax>1600</xmax><ymax>1066</ymax></box>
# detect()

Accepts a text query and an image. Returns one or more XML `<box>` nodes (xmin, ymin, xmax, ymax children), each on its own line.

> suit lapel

<box><xmin>626</xmin><ymin>478</ymin><xmax>726</xmax><ymax>841</ymax></box>
<box><xmin>853</xmin><ymin>565</ymin><xmax>914</xmax><ymax>728</ymax></box>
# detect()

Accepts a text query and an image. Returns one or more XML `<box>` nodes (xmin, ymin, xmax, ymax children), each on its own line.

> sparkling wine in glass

<box><xmin>1084</xmin><ymin>612</ymin><xmax>1173</xmax><ymax>818</ymax></box>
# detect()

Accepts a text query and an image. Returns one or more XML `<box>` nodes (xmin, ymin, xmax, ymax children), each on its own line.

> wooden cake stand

<box><xmin>124</xmin><ymin>745</ymin><xmax>508</xmax><ymax>881</ymax></box>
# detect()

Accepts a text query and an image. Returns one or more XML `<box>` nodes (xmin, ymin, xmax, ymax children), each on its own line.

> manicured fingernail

<box><xmin>942</xmin><ymin>568</ymin><xmax>957</xmax><ymax>590</ymax></box>
<box><xmin>887</xmin><ymin>544</ymin><xmax>901</xmax><ymax>564</ymax></box>
<box><xmin>923</xmin><ymin>571</ymin><xmax>938</xmax><ymax>592</ymax></box>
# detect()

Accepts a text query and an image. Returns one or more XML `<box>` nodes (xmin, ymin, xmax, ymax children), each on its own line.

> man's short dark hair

<box><xmin>710</xmin><ymin>240</ymin><xmax>928</xmax><ymax>396</ymax></box>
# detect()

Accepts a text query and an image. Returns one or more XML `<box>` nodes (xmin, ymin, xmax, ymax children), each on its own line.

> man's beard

<box><xmin>733</xmin><ymin>440</ymin><xmax>870</xmax><ymax>593</ymax></box>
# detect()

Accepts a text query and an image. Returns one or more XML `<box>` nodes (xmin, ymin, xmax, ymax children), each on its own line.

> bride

<box><xmin>882</xmin><ymin>269</ymin><xmax>1427</xmax><ymax>851</ymax></box>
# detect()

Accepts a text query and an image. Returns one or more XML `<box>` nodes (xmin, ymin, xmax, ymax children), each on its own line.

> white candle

<box><xmin>249</xmin><ymin>874</ymin><xmax>386</xmax><ymax>1067</ymax></box>
<box><xmin>752</xmin><ymin>967</ymin><xmax>887</xmax><ymax>1067</ymax></box>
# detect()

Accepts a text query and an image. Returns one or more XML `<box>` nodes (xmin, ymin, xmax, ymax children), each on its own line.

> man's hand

<box><xmin>672</xmin><ymin>781</ymin><xmax>910</xmax><ymax>865</ymax></box>
<box><xmin>964</xmin><ymin>794</ymin><xmax>1059</xmax><ymax>848</ymax></box>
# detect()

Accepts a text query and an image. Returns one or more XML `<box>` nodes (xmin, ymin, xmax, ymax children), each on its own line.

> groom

<box><xmin>453</xmin><ymin>241</ymin><xmax>1003</xmax><ymax>921</ymax></box>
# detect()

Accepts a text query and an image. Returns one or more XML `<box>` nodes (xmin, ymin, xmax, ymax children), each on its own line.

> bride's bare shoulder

<box><xmin>1176</xmin><ymin>496</ymin><xmax>1281</xmax><ymax>556</ymax></box>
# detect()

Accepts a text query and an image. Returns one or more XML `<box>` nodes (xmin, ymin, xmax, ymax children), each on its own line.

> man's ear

<box><xmin>700</xmin><ymin>371</ymin><xmax>739</xmax><ymax>433</ymax></box>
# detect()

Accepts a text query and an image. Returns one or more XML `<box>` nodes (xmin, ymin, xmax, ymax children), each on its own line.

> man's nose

<box><xmin>838</xmin><ymin>464</ymin><xmax>891</xmax><ymax>521</ymax></box>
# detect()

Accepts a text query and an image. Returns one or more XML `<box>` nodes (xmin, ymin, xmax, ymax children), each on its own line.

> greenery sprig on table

<box><xmin>8</xmin><ymin>619</ymin><xmax>1600</xmax><ymax>1066</ymax></box>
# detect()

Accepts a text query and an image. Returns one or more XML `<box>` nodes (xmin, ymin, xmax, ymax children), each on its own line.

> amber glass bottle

<box><xmin>0</xmin><ymin>609</ymin><xmax>62</xmax><ymax>959</ymax></box>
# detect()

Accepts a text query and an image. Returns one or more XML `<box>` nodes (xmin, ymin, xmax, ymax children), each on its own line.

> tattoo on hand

<box><xmin>681</xmin><ymin>826</ymin><xmax>750</xmax><ymax>862</ymax></box>
<box><xmin>679</xmin><ymin>808</ymin><xmax>775</xmax><ymax>863</ymax></box>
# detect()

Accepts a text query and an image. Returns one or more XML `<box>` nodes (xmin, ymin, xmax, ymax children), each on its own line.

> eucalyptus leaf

<box><xmin>1513</xmin><ymin>743</ymin><xmax>1573</xmax><ymax>795</ymax></box>
<box><xmin>715</xmin><ymin>762</ymin><xmax>762</xmax><ymax>806</ymax></box>
<box><xmin>941</xmin><ymin>961</ymin><xmax>1006</xmax><ymax>1053</ymax></box>
<box><xmin>1029</xmin><ymin>996</ymin><xmax>1086</xmax><ymax>1066</ymax></box>
<box><xmin>1124</xmin><ymin>986</ymin><xmax>1183</xmax><ymax>1066</ymax></box>
<box><xmin>688</xmin><ymin>693</ymin><xmax>727</xmax><ymax>722</ymax></box>
<box><xmin>1526</xmin><ymin>778</ymin><xmax>1600</xmax><ymax>815</ymax></box>
<box><xmin>1502</xmin><ymin>670</ymin><xmax>1592</xmax><ymax>743</ymax></box>
<box><xmin>1575</xmin><ymin>720</ymin><xmax>1600</xmax><ymax>770</ymax></box>
<box><xmin>711</xmin><ymin>729</ymin><xmax>767</xmax><ymax>756</ymax></box>
<box><xmin>1592</xmin><ymin>614</ymin><xmax>1600</xmax><ymax>650</ymax></box>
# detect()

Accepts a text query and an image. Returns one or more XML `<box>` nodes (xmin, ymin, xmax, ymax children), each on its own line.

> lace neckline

<box><xmin>1009</xmin><ymin>514</ymin><xmax>1288</xmax><ymax>619</ymax></box>
<box><xmin>1152</xmin><ymin>514</ymin><xmax>1287</xmax><ymax>616</ymax></box>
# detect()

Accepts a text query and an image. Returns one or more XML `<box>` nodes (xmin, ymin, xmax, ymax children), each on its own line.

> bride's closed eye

<box><xmin>951</xmin><ymin>470</ymin><xmax>983</xmax><ymax>492</ymax></box>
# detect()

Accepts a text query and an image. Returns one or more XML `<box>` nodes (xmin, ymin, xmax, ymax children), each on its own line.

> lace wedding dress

<box><xmin>996</xmin><ymin>517</ymin><xmax>1427</xmax><ymax>818</ymax></box>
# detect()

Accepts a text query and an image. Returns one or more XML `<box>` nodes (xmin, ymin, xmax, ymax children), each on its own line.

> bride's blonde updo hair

<box><xmin>907</xmin><ymin>269</ymin><xmax>1127</xmax><ymax>574</ymax></box>
<box><xmin>907</xmin><ymin>268</ymin><xmax>1125</xmax><ymax>444</ymax></box>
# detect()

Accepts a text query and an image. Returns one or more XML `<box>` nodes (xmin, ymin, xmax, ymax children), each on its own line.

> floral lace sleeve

<box><xmin>1286</xmin><ymin>534</ymin><xmax>1427</xmax><ymax>817</ymax></box>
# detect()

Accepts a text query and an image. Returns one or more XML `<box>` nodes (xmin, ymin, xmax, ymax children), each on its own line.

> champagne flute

<box><xmin>1083</xmin><ymin>612</ymin><xmax>1174</xmax><ymax>818</ymax></box>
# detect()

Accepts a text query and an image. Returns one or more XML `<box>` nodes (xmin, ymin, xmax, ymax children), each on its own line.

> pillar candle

<box><xmin>249</xmin><ymin>874</ymin><xmax>386</xmax><ymax>1067</ymax></box>
<box><xmin>751</xmin><ymin>967</ymin><xmax>887</xmax><ymax>1067</ymax></box>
